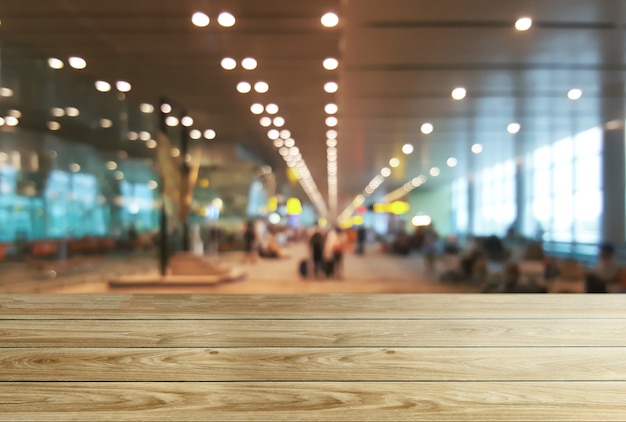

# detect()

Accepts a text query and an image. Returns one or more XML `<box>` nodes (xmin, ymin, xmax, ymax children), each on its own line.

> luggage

<box><xmin>298</xmin><ymin>259</ymin><xmax>308</xmax><ymax>278</ymax></box>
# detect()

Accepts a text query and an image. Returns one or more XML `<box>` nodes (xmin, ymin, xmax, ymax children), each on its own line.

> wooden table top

<box><xmin>1</xmin><ymin>294</ymin><xmax>626</xmax><ymax>421</ymax></box>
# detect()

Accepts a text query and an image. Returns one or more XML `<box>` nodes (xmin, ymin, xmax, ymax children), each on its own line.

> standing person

<box><xmin>324</xmin><ymin>227</ymin><xmax>346</xmax><ymax>279</ymax></box>
<box><xmin>355</xmin><ymin>226</ymin><xmax>366</xmax><ymax>255</ymax></box>
<box><xmin>585</xmin><ymin>243</ymin><xmax>620</xmax><ymax>293</ymax></box>
<box><xmin>309</xmin><ymin>227</ymin><xmax>325</xmax><ymax>278</ymax></box>
<box><xmin>241</xmin><ymin>220</ymin><xmax>257</xmax><ymax>264</ymax></box>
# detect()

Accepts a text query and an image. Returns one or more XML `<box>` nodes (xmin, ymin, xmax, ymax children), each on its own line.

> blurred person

<box><xmin>323</xmin><ymin>227</ymin><xmax>346</xmax><ymax>278</ymax></box>
<box><xmin>241</xmin><ymin>220</ymin><xmax>258</xmax><ymax>264</ymax></box>
<box><xmin>309</xmin><ymin>226</ymin><xmax>325</xmax><ymax>278</ymax></box>
<box><xmin>355</xmin><ymin>226</ymin><xmax>366</xmax><ymax>255</ymax></box>
<box><xmin>585</xmin><ymin>243</ymin><xmax>620</xmax><ymax>293</ymax></box>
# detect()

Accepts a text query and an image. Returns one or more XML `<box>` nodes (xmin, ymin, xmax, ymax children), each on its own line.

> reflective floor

<box><xmin>0</xmin><ymin>242</ymin><xmax>481</xmax><ymax>294</ymax></box>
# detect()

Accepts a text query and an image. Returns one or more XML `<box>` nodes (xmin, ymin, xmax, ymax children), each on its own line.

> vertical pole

<box><xmin>158</xmin><ymin>97</ymin><xmax>169</xmax><ymax>275</ymax></box>
<box><xmin>180</xmin><ymin>110</ymin><xmax>191</xmax><ymax>252</ymax></box>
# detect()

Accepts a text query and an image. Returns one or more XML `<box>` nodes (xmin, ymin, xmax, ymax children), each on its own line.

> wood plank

<box><xmin>2</xmin><ymin>294</ymin><xmax>626</xmax><ymax>319</ymax></box>
<box><xmin>3</xmin><ymin>319</ymin><xmax>626</xmax><ymax>347</ymax></box>
<box><xmin>1</xmin><ymin>382</ymin><xmax>625</xmax><ymax>421</ymax></box>
<box><xmin>2</xmin><ymin>347</ymin><xmax>626</xmax><ymax>381</ymax></box>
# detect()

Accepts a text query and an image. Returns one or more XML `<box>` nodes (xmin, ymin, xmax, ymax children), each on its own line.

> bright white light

<box><xmin>146</xmin><ymin>140</ymin><xmax>157</xmax><ymax>149</ymax></box>
<box><xmin>139</xmin><ymin>131</ymin><xmax>151</xmax><ymax>141</ymax></box>
<box><xmin>323</xmin><ymin>58</ymin><xmax>339</xmax><ymax>70</ymax></box>
<box><xmin>273</xmin><ymin>117</ymin><xmax>285</xmax><ymax>127</ymax></box>
<box><xmin>321</xmin><ymin>12</ymin><xmax>339</xmax><ymax>27</ymax></box>
<box><xmin>284</xmin><ymin>138</ymin><xmax>295</xmax><ymax>148</ymax></box>
<box><xmin>471</xmin><ymin>144</ymin><xmax>483</xmax><ymax>154</ymax></box>
<box><xmin>568</xmin><ymin>88</ymin><xmax>583</xmax><ymax>100</ymax></box>
<box><xmin>51</xmin><ymin>107</ymin><xmax>65</xmax><ymax>117</ymax></box>
<box><xmin>381</xmin><ymin>167</ymin><xmax>391</xmax><ymax>177</ymax></box>
<box><xmin>515</xmin><ymin>17</ymin><xmax>533</xmax><ymax>31</ymax></box>
<box><xmin>237</xmin><ymin>82</ymin><xmax>252</xmax><ymax>93</ymax></box>
<box><xmin>165</xmin><ymin>116</ymin><xmax>179</xmax><ymax>127</ymax></box>
<box><xmin>69</xmin><ymin>163</ymin><xmax>81</xmax><ymax>172</ymax></box>
<box><xmin>192</xmin><ymin>12</ymin><xmax>210</xmax><ymax>27</ymax></box>
<box><xmin>116</xmin><ymin>81</ymin><xmax>131</xmax><ymax>92</ymax></box>
<box><xmin>127</xmin><ymin>131</ymin><xmax>138</xmax><ymax>141</ymax></box>
<box><xmin>268</xmin><ymin>213</ymin><xmax>281</xmax><ymax>225</ymax></box>
<box><xmin>421</xmin><ymin>123</ymin><xmax>434</xmax><ymax>134</ymax></box>
<box><xmin>0</xmin><ymin>87</ymin><xmax>13</xmax><ymax>97</ymax></box>
<box><xmin>389</xmin><ymin>158</ymin><xmax>400</xmax><ymax>168</ymax></box>
<box><xmin>412</xmin><ymin>215</ymin><xmax>432</xmax><ymax>227</ymax></box>
<box><xmin>402</xmin><ymin>144</ymin><xmax>414</xmax><ymax>155</ymax></box>
<box><xmin>280</xmin><ymin>130</ymin><xmax>291</xmax><ymax>139</ymax></box>
<box><xmin>324</xmin><ymin>82</ymin><xmax>338</xmax><ymax>93</ymax></box>
<box><xmin>254</xmin><ymin>81</ymin><xmax>269</xmax><ymax>93</ymax></box>
<box><xmin>326</xmin><ymin>129</ymin><xmax>338</xmax><ymax>139</ymax></box>
<box><xmin>265</xmin><ymin>103</ymin><xmax>279</xmax><ymax>114</ymax></box>
<box><xmin>221</xmin><ymin>57</ymin><xmax>237</xmax><ymax>70</ymax></box>
<box><xmin>48</xmin><ymin>58</ymin><xmax>64</xmax><ymax>69</ymax></box>
<box><xmin>68</xmin><ymin>57</ymin><xmax>87</xmax><ymax>70</ymax></box>
<box><xmin>190</xmin><ymin>129</ymin><xmax>202</xmax><ymax>140</ymax></box>
<box><xmin>47</xmin><ymin>121</ymin><xmax>60</xmax><ymax>131</ymax></box>
<box><xmin>273</xmin><ymin>138</ymin><xmax>284</xmax><ymax>148</ymax></box>
<box><xmin>106</xmin><ymin>161</ymin><xmax>117</xmax><ymax>170</ymax></box>
<box><xmin>181</xmin><ymin>116</ymin><xmax>194</xmax><ymax>127</ymax></box>
<box><xmin>326</xmin><ymin>138</ymin><xmax>337</xmax><ymax>147</ymax></box>
<box><xmin>95</xmin><ymin>81</ymin><xmax>111</xmax><ymax>92</ymax></box>
<box><xmin>100</xmin><ymin>118</ymin><xmax>113</xmax><ymax>128</ymax></box>
<box><xmin>446</xmin><ymin>157</ymin><xmax>458</xmax><ymax>167</ymax></box>
<box><xmin>241</xmin><ymin>57</ymin><xmax>257</xmax><ymax>70</ymax></box>
<box><xmin>65</xmin><ymin>107</ymin><xmax>80</xmax><ymax>117</ymax></box>
<box><xmin>140</xmin><ymin>103</ymin><xmax>154</xmax><ymax>113</ymax></box>
<box><xmin>279</xmin><ymin>147</ymin><xmax>289</xmax><ymax>156</ymax></box>
<box><xmin>7</xmin><ymin>110</ymin><xmax>21</xmax><ymax>119</ymax></box>
<box><xmin>170</xmin><ymin>148</ymin><xmax>180</xmax><ymax>158</ymax></box>
<box><xmin>326</xmin><ymin>116</ymin><xmax>338</xmax><ymax>127</ymax></box>
<box><xmin>114</xmin><ymin>171</ymin><xmax>124</xmax><ymax>180</ymax></box>
<box><xmin>260</xmin><ymin>117</ymin><xmax>272</xmax><ymax>127</ymax></box>
<box><xmin>251</xmin><ymin>103</ymin><xmax>264</xmax><ymax>114</ymax></box>
<box><xmin>452</xmin><ymin>87</ymin><xmax>466</xmax><ymax>100</ymax></box>
<box><xmin>267</xmin><ymin>129</ymin><xmax>280</xmax><ymax>140</ymax></box>
<box><xmin>507</xmin><ymin>122</ymin><xmax>521</xmax><ymax>134</ymax></box>
<box><xmin>204</xmin><ymin>129</ymin><xmax>216</xmax><ymax>140</ymax></box>
<box><xmin>325</xmin><ymin>103</ymin><xmax>338</xmax><ymax>114</ymax></box>
<box><xmin>160</xmin><ymin>103</ymin><xmax>172</xmax><ymax>113</ymax></box>
<box><xmin>430</xmin><ymin>167</ymin><xmax>440</xmax><ymax>177</ymax></box>
<box><xmin>218</xmin><ymin>12</ymin><xmax>236</xmax><ymax>27</ymax></box>
<box><xmin>148</xmin><ymin>181</ymin><xmax>158</xmax><ymax>190</ymax></box>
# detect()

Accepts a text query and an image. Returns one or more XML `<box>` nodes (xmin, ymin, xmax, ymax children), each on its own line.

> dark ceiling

<box><xmin>1</xmin><ymin>0</ymin><xmax>625</xmax><ymax>218</ymax></box>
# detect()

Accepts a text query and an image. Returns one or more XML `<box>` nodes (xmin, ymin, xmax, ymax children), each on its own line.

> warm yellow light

<box><xmin>515</xmin><ymin>17</ymin><xmax>533</xmax><ymax>31</ymax></box>
<box><xmin>192</xmin><ymin>12</ymin><xmax>210</xmax><ymax>27</ymax></box>
<box><xmin>321</xmin><ymin>12</ymin><xmax>339</xmax><ymax>28</ymax></box>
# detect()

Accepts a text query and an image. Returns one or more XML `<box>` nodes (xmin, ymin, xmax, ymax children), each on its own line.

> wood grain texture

<box><xmin>3</xmin><ymin>318</ymin><xmax>626</xmax><ymax>347</ymax></box>
<box><xmin>2</xmin><ymin>347</ymin><xmax>626</xmax><ymax>382</ymax></box>
<box><xmin>3</xmin><ymin>294</ymin><xmax>626</xmax><ymax>319</ymax></box>
<box><xmin>2</xmin><ymin>382</ymin><xmax>626</xmax><ymax>421</ymax></box>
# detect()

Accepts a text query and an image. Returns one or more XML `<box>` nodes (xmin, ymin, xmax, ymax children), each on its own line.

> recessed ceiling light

<box><xmin>265</xmin><ymin>104</ymin><xmax>279</xmax><ymax>114</ymax></box>
<box><xmin>381</xmin><ymin>167</ymin><xmax>391</xmax><ymax>177</ymax></box>
<box><xmin>323</xmin><ymin>58</ymin><xmax>339</xmax><ymax>70</ymax></box>
<box><xmin>160</xmin><ymin>103</ymin><xmax>172</xmax><ymax>114</ymax></box>
<box><xmin>148</xmin><ymin>181</ymin><xmax>158</xmax><ymax>190</ymax></box>
<box><xmin>273</xmin><ymin>117</ymin><xmax>285</xmax><ymax>127</ymax></box>
<box><xmin>260</xmin><ymin>117</ymin><xmax>272</xmax><ymax>127</ymax></box>
<box><xmin>447</xmin><ymin>157</ymin><xmax>458</xmax><ymax>167</ymax></box>
<box><xmin>99</xmin><ymin>118</ymin><xmax>113</xmax><ymax>128</ymax></box>
<box><xmin>139</xmin><ymin>131</ymin><xmax>151</xmax><ymax>141</ymax></box>
<box><xmin>389</xmin><ymin>158</ymin><xmax>400</xmax><ymax>168</ymax></box>
<box><xmin>237</xmin><ymin>82</ymin><xmax>252</xmax><ymax>93</ymax></box>
<box><xmin>127</xmin><ymin>131</ymin><xmax>138</xmax><ymax>141</ymax></box>
<box><xmin>507</xmin><ymin>122</ymin><xmax>521</xmax><ymax>134</ymax></box>
<box><xmin>279</xmin><ymin>147</ymin><xmax>289</xmax><ymax>156</ymax></box>
<box><xmin>280</xmin><ymin>130</ymin><xmax>291</xmax><ymax>139</ymax></box>
<box><xmin>204</xmin><ymin>129</ymin><xmax>216</xmax><ymax>140</ymax></box>
<box><xmin>116</xmin><ymin>81</ymin><xmax>131</xmax><ymax>93</ymax></box>
<box><xmin>267</xmin><ymin>129</ymin><xmax>280</xmax><ymax>140</ymax></box>
<box><xmin>284</xmin><ymin>138</ymin><xmax>295</xmax><ymax>148</ymax></box>
<box><xmin>451</xmin><ymin>87</ymin><xmax>467</xmax><ymax>100</ymax></box>
<box><xmin>95</xmin><ymin>81</ymin><xmax>111</xmax><ymax>92</ymax></box>
<box><xmin>181</xmin><ymin>116</ymin><xmax>194</xmax><ymax>127</ymax></box>
<box><xmin>326</xmin><ymin>116</ymin><xmax>338</xmax><ymax>127</ymax></box>
<box><xmin>402</xmin><ymin>144</ymin><xmax>414</xmax><ymax>155</ymax></box>
<box><xmin>106</xmin><ymin>161</ymin><xmax>117</xmax><ymax>170</ymax></box>
<box><xmin>421</xmin><ymin>123</ymin><xmax>434</xmax><ymax>134</ymax></box>
<box><xmin>327</xmin><ymin>138</ymin><xmax>337</xmax><ymax>147</ymax></box>
<box><xmin>192</xmin><ymin>12</ymin><xmax>210</xmax><ymax>27</ymax></box>
<box><xmin>47</xmin><ymin>121</ymin><xmax>61</xmax><ymax>131</ymax></box>
<box><xmin>170</xmin><ymin>148</ymin><xmax>180</xmax><ymax>158</ymax></box>
<box><xmin>165</xmin><ymin>116</ymin><xmax>179</xmax><ymax>127</ymax></box>
<box><xmin>68</xmin><ymin>56</ymin><xmax>87</xmax><ymax>70</ymax></box>
<box><xmin>65</xmin><ymin>107</ymin><xmax>80</xmax><ymax>117</ymax></box>
<box><xmin>430</xmin><ymin>167</ymin><xmax>440</xmax><ymax>177</ymax></box>
<box><xmin>69</xmin><ymin>163</ymin><xmax>81</xmax><ymax>173</ymax></box>
<box><xmin>515</xmin><ymin>17</ymin><xmax>533</xmax><ymax>31</ymax></box>
<box><xmin>218</xmin><ymin>12</ymin><xmax>236</xmax><ymax>27</ymax></box>
<box><xmin>221</xmin><ymin>57</ymin><xmax>236</xmax><ymax>70</ymax></box>
<box><xmin>471</xmin><ymin>143</ymin><xmax>483</xmax><ymax>154</ymax></box>
<box><xmin>326</xmin><ymin>129</ymin><xmax>338</xmax><ymax>139</ymax></box>
<box><xmin>321</xmin><ymin>12</ymin><xmax>339</xmax><ymax>28</ymax></box>
<box><xmin>254</xmin><ymin>81</ymin><xmax>269</xmax><ymax>93</ymax></box>
<box><xmin>48</xmin><ymin>58</ymin><xmax>64</xmax><ymax>69</ymax></box>
<box><xmin>324</xmin><ymin>82</ymin><xmax>338</xmax><ymax>93</ymax></box>
<box><xmin>51</xmin><ymin>107</ymin><xmax>65</xmax><ymax>117</ymax></box>
<box><xmin>325</xmin><ymin>103</ymin><xmax>338</xmax><ymax>114</ymax></box>
<box><xmin>250</xmin><ymin>103</ymin><xmax>264</xmax><ymax>114</ymax></box>
<box><xmin>190</xmin><ymin>129</ymin><xmax>202</xmax><ymax>139</ymax></box>
<box><xmin>140</xmin><ymin>103</ymin><xmax>154</xmax><ymax>113</ymax></box>
<box><xmin>146</xmin><ymin>140</ymin><xmax>157</xmax><ymax>149</ymax></box>
<box><xmin>568</xmin><ymin>88</ymin><xmax>583</xmax><ymax>101</ymax></box>
<box><xmin>273</xmin><ymin>138</ymin><xmax>284</xmax><ymax>148</ymax></box>
<box><xmin>241</xmin><ymin>58</ymin><xmax>257</xmax><ymax>70</ymax></box>
<box><xmin>0</xmin><ymin>87</ymin><xmax>14</xmax><ymax>97</ymax></box>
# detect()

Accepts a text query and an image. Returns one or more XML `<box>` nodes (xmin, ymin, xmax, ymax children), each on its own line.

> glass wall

<box><xmin>472</xmin><ymin>159</ymin><xmax>516</xmax><ymax>236</ymax></box>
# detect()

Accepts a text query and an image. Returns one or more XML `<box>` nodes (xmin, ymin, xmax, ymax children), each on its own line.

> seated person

<box><xmin>585</xmin><ymin>243</ymin><xmax>620</xmax><ymax>293</ymax></box>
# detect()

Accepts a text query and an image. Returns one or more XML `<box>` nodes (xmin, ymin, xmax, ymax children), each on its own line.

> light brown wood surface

<box><xmin>1</xmin><ymin>294</ymin><xmax>626</xmax><ymax>421</ymax></box>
